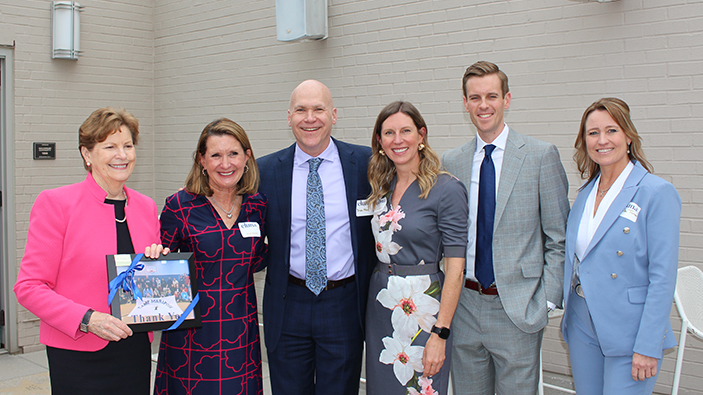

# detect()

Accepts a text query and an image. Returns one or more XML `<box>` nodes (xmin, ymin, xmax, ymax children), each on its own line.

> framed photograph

<box><xmin>107</xmin><ymin>252</ymin><xmax>201</xmax><ymax>332</ymax></box>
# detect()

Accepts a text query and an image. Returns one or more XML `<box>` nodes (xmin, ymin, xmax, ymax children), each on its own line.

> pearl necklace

<box><xmin>114</xmin><ymin>190</ymin><xmax>127</xmax><ymax>222</ymax></box>
<box><xmin>209</xmin><ymin>197</ymin><xmax>236</xmax><ymax>219</ymax></box>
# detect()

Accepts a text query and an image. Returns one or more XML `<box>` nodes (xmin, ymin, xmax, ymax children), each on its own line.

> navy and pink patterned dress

<box><xmin>154</xmin><ymin>190</ymin><xmax>267</xmax><ymax>395</ymax></box>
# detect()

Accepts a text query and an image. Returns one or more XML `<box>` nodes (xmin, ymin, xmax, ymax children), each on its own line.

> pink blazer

<box><xmin>14</xmin><ymin>173</ymin><xmax>161</xmax><ymax>351</ymax></box>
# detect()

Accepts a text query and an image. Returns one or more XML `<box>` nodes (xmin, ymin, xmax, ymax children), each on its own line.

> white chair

<box><xmin>671</xmin><ymin>265</ymin><xmax>703</xmax><ymax>395</ymax></box>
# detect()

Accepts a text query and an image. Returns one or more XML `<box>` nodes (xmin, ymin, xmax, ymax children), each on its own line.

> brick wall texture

<box><xmin>2</xmin><ymin>0</ymin><xmax>702</xmax><ymax>393</ymax></box>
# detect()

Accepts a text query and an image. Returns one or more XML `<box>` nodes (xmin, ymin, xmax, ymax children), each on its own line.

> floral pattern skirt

<box><xmin>364</xmin><ymin>264</ymin><xmax>451</xmax><ymax>395</ymax></box>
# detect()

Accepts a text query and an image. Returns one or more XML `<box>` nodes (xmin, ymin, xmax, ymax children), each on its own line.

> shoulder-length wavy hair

<box><xmin>184</xmin><ymin>118</ymin><xmax>259</xmax><ymax>197</ymax></box>
<box><xmin>574</xmin><ymin>98</ymin><xmax>652</xmax><ymax>189</ymax></box>
<box><xmin>367</xmin><ymin>101</ymin><xmax>444</xmax><ymax>207</ymax></box>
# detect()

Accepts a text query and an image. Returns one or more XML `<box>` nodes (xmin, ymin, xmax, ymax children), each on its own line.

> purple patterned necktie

<box><xmin>305</xmin><ymin>157</ymin><xmax>327</xmax><ymax>295</ymax></box>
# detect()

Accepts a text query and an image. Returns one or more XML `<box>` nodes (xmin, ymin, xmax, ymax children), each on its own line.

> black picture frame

<box><xmin>106</xmin><ymin>252</ymin><xmax>201</xmax><ymax>332</ymax></box>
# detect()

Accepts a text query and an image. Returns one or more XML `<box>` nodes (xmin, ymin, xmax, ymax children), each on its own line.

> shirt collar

<box><xmin>294</xmin><ymin>139</ymin><xmax>339</xmax><ymax>167</ymax></box>
<box><xmin>475</xmin><ymin>123</ymin><xmax>509</xmax><ymax>154</ymax></box>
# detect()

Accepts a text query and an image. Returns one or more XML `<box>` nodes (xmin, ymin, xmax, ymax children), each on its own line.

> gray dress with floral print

<box><xmin>365</xmin><ymin>173</ymin><xmax>468</xmax><ymax>395</ymax></box>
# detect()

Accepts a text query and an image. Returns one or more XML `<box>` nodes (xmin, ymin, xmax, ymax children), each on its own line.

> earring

<box><xmin>244</xmin><ymin>165</ymin><xmax>249</xmax><ymax>174</ymax></box>
<box><xmin>379</xmin><ymin>150</ymin><xmax>386</xmax><ymax>156</ymax></box>
<box><xmin>627</xmin><ymin>143</ymin><xmax>631</xmax><ymax>154</ymax></box>
<box><xmin>202</xmin><ymin>168</ymin><xmax>207</xmax><ymax>176</ymax></box>
<box><xmin>418</xmin><ymin>143</ymin><xmax>425</xmax><ymax>151</ymax></box>
<box><xmin>86</xmin><ymin>162</ymin><xmax>91</xmax><ymax>167</ymax></box>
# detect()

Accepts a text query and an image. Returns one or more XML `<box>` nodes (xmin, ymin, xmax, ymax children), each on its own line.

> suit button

<box><xmin>623</xmin><ymin>227</ymin><xmax>630</xmax><ymax>234</ymax></box>
<box><xmin>611</xmin><ymin>273</ymin><xmax>617</xmax><ymax>279</ymax></box>
<box><xmin>617</xmin><ymin>251</ymin><xmax>623</xmax><ymax>256</ymax></box>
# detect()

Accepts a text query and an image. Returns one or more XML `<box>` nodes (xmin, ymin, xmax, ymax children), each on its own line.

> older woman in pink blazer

<box><xmin>14</xmin><ymin>108</ymin><xmax>165</xmax><ymax>395</ymax></box>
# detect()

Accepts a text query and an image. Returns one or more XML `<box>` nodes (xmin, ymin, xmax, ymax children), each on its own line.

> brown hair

<box><xmin>367</xmin><ymin>101</ymin><xmax>444</xmax><ymax>207</ymax></box>
<box><xmin>574</xmin><ymin>97</ymin><xmax>653</xmax><ymax>188</ymax></box>
<box><xmin>78</xmin><ymin>107</ymin><xmax>139</xmax><ymax>171</ymax></box>
<box><xmin>462</xmin><ymin>61</ymin><xmax>509</xmax><ymax>98</ymax></box>
<box><xmin>184</xmin><ymin>118</ymin><xmax>259</xmax><ymax>196</ymax></box>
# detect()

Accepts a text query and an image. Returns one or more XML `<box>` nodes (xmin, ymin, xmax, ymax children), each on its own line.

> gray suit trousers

<box><xmin>451</xmin><ymin>286</ymin><xmax>543</xmax><ymax>395</ymax></box>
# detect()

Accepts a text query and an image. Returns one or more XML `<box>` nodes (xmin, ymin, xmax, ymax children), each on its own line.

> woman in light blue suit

<box><xmin>561</xmin><ymin>98</ymin><xmax>681</xmax><ymax>395</ymax></box>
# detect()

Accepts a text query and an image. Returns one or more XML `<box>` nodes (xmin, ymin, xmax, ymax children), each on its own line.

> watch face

<box><xmin>432</xmin><ymin>326</ymin><xmax>450</xmax><ymax>339</ymax></box>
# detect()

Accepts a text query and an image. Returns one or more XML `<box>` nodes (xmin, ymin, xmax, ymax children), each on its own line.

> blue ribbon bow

<box><xmin>108</xmin><ymin>253</ymin><xmax>145</xmax><ymax>305</ymax></box>
<box><xmin>163</xmin><ymin>293</ymin><xmax>200</xmax><ymax>331</ymax></box>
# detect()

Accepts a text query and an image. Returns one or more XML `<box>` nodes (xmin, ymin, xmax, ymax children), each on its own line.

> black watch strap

<box><xmin>431</xmin><ymin>325</ymin><xmax>450</xmax><ymax>340</ymax></box>
<box><xmin>79</xmin><ymin>308</ymin><xmax>95</xmax><ymax>333</ymax></box>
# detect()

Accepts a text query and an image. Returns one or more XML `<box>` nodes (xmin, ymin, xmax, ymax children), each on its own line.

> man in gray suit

<box><xmin>442</xmin><ymin>61</ymin><xmax>569</xmax><ymax>395</ymax></box>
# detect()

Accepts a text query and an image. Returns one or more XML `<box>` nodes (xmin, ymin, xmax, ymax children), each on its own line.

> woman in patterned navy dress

<box><xmin>154</xmin><ymin>118</ymin><xmax>267</xmax><ymax>395</ymax></box>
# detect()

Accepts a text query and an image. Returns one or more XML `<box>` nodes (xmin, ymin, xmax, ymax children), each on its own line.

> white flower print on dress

<box><xmin>371</xmin><ymin>204</ymin><xmax>405</xmax><ymax>263</ymax></box>
<box><xmin>378</xmin><ymin>331</ymin><xmax>424</xmax><ymax>386</ymax></box>
<box><xmin>374</xmin><ymin>229</ymin><xmax>401</xmax><ymax>263</ymax></box>
<box><xmin>371</xmin><ymin>197</ymin><xmax>446</xmax><ymax>392</ymax></box>
<box><xmin>376</xmin><ymin>275</ymin><xmax>440</xmax><ymax>339</ymax></box>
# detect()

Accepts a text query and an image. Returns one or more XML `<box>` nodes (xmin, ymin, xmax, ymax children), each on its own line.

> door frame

<box><xmin>0</xmin><ymin>45</ymin><xmax>18</xmax><ymax>353</ymax></box>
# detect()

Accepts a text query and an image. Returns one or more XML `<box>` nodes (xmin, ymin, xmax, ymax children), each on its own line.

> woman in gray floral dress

<box><xmin>365</xmin><ymin>101</ymin><xmax>468</xmax><ymax>395</ymax></box>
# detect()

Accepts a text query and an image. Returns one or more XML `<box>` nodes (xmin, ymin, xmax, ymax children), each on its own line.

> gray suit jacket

<box><xmin>442</xmin><ymin>128</ymin><xmax>570</xmax><ymax>333</ymax></box>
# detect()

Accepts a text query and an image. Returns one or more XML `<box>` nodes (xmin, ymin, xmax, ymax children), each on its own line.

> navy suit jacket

<box><xmin>257</xmin><ymin>138</ymin><xmax>374</xmax><ymax>351</ymax></box>
<box><xmin>561</xmin><ymin>161</ymin><xmax>681</xmax><ymax>358</ymax></box>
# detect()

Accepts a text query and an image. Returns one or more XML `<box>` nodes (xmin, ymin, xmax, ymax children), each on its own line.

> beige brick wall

<box><xmin>4</xmin><ymin>0</ymin><xmax>703</xmax><ymax>392</ymax></box>
<box><xmin>1</xmin><ymin>0</ymin><xmax>156</xmax><ymax>351</ymax></box>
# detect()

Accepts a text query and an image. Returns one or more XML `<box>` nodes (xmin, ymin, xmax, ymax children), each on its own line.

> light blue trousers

<box><xmin>564</xmin><ymin>288</ymin><xmax>662</xmax><ymax>395</ymax></box>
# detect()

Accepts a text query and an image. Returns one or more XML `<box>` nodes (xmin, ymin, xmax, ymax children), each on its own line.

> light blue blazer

<box><xmin>561</xmin><ymin>161</ymin><xmax>681</xmax><ymax>359</ymax></box>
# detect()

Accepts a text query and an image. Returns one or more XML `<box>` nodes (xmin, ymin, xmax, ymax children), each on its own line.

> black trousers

<box><xmin>46</xmin><ymin>332</ymin><xmax>150</xmax><ymax>395</ymax></box>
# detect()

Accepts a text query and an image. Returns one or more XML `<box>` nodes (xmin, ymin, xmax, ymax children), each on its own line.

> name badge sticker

<box><xmin>356</xmin><ymin>199</ymin><xmax>373</xmax><ymax>217</ymax></box>
<box><xmin>239</xmin><ymin>222</ymin><xmax>261</xmax><ymax>238</ymax></box>
<box><xmin>620</xmin><ymin>202</ymin><xmax>641</xmax><ymax>223</ymax></box>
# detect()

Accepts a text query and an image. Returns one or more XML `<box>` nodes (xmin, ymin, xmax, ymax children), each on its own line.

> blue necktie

<box><xmin>476</xmin><ymin>144</ymin><xmax>496</xmax><ymax>289</ymax></box>
<box><xmin>306</xmin><ymin>157</ymin><xmax>327</xmax><ymax>295</ymax></box>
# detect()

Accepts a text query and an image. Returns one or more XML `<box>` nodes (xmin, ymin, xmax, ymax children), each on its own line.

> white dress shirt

<box><xmin>465</xmin><ymin>123</ymin><xmax>509</xmax><ymax>281</ymax></box>
<box><xmin>289</xmin><ymin>141</ymin><xmax>355</xmax><ymax>281</ymax></box>
<box><xmin>574</xmin><ymin>161</ymin><xmax>635</xmax><ymax>263</ymax></box>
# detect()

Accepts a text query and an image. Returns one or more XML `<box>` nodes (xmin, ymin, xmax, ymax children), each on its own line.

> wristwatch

<box><xmin>431</xmin><ymin>325</ymin><xmax>450</xmax><ymax>340</ymax></box>
<box><xmin>79</xmin><ymin>309</ymin><xmax>95</xmax><ymax>333</ymax></box>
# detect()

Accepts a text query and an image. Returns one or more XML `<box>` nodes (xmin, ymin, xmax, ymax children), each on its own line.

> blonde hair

<box><xmin>184</xmin><ymin>118</ymin><xmax>259</xmax><ymax>196</ymax></box>
<box><xmin>367</xmin><ymin>101</ymin><xmax>444</xmax><ymax>207</ymax></box>
<box><xmin>574</xmin><ymin>98</ymin><xmax>652</xmax><ymax>188</ymax></box>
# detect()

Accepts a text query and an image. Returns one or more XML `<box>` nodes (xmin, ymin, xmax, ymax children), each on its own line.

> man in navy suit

<box><xmin>258</xmin><ymin>80</ymin><xmax>374</xmax><ymax>395</ymax></box>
